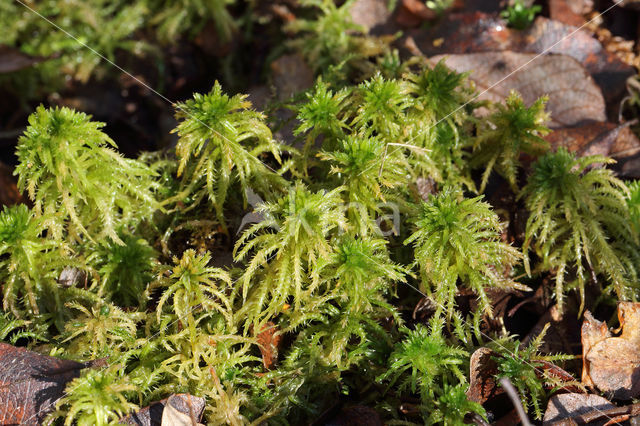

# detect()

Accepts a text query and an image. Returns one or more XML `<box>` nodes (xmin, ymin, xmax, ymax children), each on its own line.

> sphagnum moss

<box><xmin>6</xmin><ymin>65</ymin><xmax>624</xmax><ymax>425</ymax></box>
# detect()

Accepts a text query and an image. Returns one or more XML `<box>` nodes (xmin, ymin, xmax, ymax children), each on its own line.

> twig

<box><xmin>499</xmin><ymin>377</ymin><xmax>533</xmax><ymax>426</ymax></box>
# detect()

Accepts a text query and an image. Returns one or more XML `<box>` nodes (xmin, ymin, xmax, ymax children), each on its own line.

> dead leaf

<box><xmin>270</xmin><ymin>54</ymin><xmax>314</xmax><ymax>101</ymax></box>
<box><xmin>120</xmin><ymin>394</ymin><xmax>205</xmax><ymax>426</ymax></box>
<box><xmin>350</xmin><ymin>0</ymin><xmax>393</xmax><ymax>32</ymax></box>
<box><xmin>582</xmin><ymin>303</ymin><xmax>640</xmax><ymax>399</ymax></box>
<box><xmin>161</xmin><ymin>394</ymin><xmax>205</xmax><ymax>426</ymax></box>
<box><xmin>545</xmin><ymin>121</ymin><xmax>638</xmax><ymax>157</ymax></box>
<box><xmin>395</xmin><ymin>0</ymin><xmax>437</xmax><ymax>28</ymax></box>
<box><xmin>543</xmin><ymin>393</ymin><xmax>615</xmax><ymax>425</ymax></box>
<box><xmin>411</xmin><ymin>12</ymin><xmax>511</xmax><ymax>56</ymax></box>
<box><xmin>0</xmin><ymin>46</ymin><xmax>46</xmax><ymax>74</ymax></box>
<box><xmin>467</xmin><ymin>347</ymin><xmax>502</xmax><ymax>404</ymax></box>
<box><xmin>518</xmin><ymin>18</ymin><xmax>636</xmax><ymax>109</ymax></box>
<box><xmin>411</xmin><ymin>14</ymin><xmax>634</xmax><ymax>111</ymax></box>
<box><xmin>548</xmin><ymin>0</ymin><xmax>591</xmax><ymax>26</ymax></box>
<box><xmin>0</xmin><ymin>343</ymin><xmax>89</xmax><ymax>424</ymax></box>
<box><xmin>256</xmin><ymin>321</ymin><xmax>282</xmax><ymax>370</ymax></box>
<box><xmin>546</xmin><ymin>402</ymin><xmax>640</xmax><ymax>425</ymax></box>
<box><xmin>431</xmin><ymin>51</ymin><xmax>606</xmax><ymax>128</ymax></box>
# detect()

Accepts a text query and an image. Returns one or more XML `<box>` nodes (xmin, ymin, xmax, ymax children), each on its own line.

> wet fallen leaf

<box><xmin>257</xmin><ymin>321</ymin><xmax>282</xmax><ymax>370</ymax></box>
<box><xmin>0</xmin><ymin>343</ymin><xmax>89</xmax><ymax>424</ymax></box>
<box><xmin>431</xmin><ymin>51</ymin><xmax>606</xmax><ymax>127</ymax></box>
<box><xmin>120</xmin><ymin>393</ymin><xmax>206</xmax><ymax>426</ymax></box>
<box><xmin>0</xmin><ymin>46</ymin><xmax>46</xmax><ymax>74</ymax></box>
<box><xmin>543</xmin><ymin>393</ymin><xmax>615</xmax><ymax>425</ymax></box>
<box><xmin>582</xmin><ymin>302</ymin><xmax>640</xmax><ymax>399</ymax></box>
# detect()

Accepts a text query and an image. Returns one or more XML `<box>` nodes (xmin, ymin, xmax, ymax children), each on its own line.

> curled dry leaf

<box><xmin>431</xmin><ymin>51</ymin><xmax>606</xmax><ymax>128</ymax></box>
<box><xmin>581</xmin><ymin>302</ymin><xmax>640</xmax><ymax>399</ymax></box>
<box><xmin>256</xmin><ymin>321</ymin><xmax>282</xmax><ymax>370</ymax></box>
<box><xmin>120</xmin><ymin>393</ymin><xmax>206</xmax><ymax>426</ymax></box>
<box><xmin>467</xmin><ymin>347</ymin><xmax>502</xmax><ymax>404</ymax></box>
<box><xmin>543</xmin><ymin>393</ymin><xmax>615</xmax><ymax>425</ymax></box>
<box><xmin>0</xmin><ymin>343</ymin><xmax>89</xmax><ymax>425</ymax></box>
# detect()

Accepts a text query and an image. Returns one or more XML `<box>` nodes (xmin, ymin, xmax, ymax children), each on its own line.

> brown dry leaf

<box><xmin>544</xmin><ymin>120</ymin><xmax>640</xmax><ymax>173</ymax></box>
<box><xmin>543</xmin><ymin>393</ymin><xmax>615</xmax><ymax>425</ymax></box>
<box><xmin>411</xmin><ymin>12</ymin><xmax>511</xmax><ymax>56</ymax></box>
<box><xmin>256</xmin><ymin>321</ymin><xmax>282</xmax><ymax>370</ymax></box>
<box><xmin>582</xmin><ymin>302</ymin><xmax>640</xmax><ymax>399</ymax></box>
<box><xmin>270</xmin><ymin>54</ymin><xmax>314</xmax><ymax>101</ymax></box>
<box><xmin>0</xmin><ymin>343</ymin><xmax>89</xmax><ymax>424</ymax></box>
<box><xmin>350</xmin><ymin>0</ymin><xmax>393</xmax><ymax>32</ymax></box>
<box><xmin>431</xmin><ymin>51</ymin><xmax>606</xmax><ymax>128</ymax></box>
<box><xmin>395</xmin><ymin>0</ymin><xmax>437</xmax><ymax>28</ymax></box>
<box><xmin>0</xmin><ymin>45</ymin><xmax>46</xmax><ymax>74</ymax></box>
<box><xmin>548</xmin><ymin>0</ymin><xmax>592</xmax><ymax>26</ymax></box>
<box><xmin>120</xmin><ymin>394</ymin><xmax>206</xmax><ymax>426</ymax></box>
<box><xmin>161</xmin><ymin>394</ymin><xmax>205</xmax><ymax>426</ymax></box>
<box><xmin>519</xmin><ymin>18</ymin><xmax>636</xmax><ymax>108</ymax></box>
<box><xmin>412</xmin><ymin>14</ymin><xmax>634</xmax><ymax>110</ymax></box>
<box><xmin>467</xmin><ymin>347</ymin><xmax>502</xmax><ymax>404</ymax></box>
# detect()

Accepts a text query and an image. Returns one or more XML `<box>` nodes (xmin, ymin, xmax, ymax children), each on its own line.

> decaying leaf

<box><xmin>520</xmin><ymin>18</ymin><xmax>635</xmax><ymax>108</ymax></box>
<box><xmin>543</xmin><ymin>393</ymin><xmax>615</xmax><ymax>425</ymax></box>
<box><xmin>395</xmin><ymin>0</ymin><xmax>437</xmax><ymax>28</ymax></box>
<box><xmin>161</xmin><ymin>394</ymin><xmax>206</xmax><ymax>426</ymax></box>
<box><xmin>467</xmin><ymin>347</ymin><xmax>502</xmax><ymax>404</ymax></box>
<box><xmin>271</xmin><ymin>54</ymin><xmax>314</xmax><ymax>101</ymax></box>
<box><xmin>256</xmin><ymin>321</ymin><xmax>282</xmax><ymax>370</ymax></box>
<box><xmin>545</xmin><ymin>121</ymin><xmax>640</xmax><ymax>159</ymax></box>
<box><xmin>350</xmin><ymin>0</ymin><xmax>393</xmax><ymax>32</ymax></box>
<box><xmin>431</xmin><ymin>51</ymin><xmax>606</xmax><ymax>128</ymax></box>
<box><xmin>0</xmin><ymin>343</ymin><xmax>89</xmax><ymax>424</ymax></box>
<box><xmin>414</xmin><ymin>14</ymin><xmax>634</xmax><ymax>109</ymax></box>
<box><xmin>120</xmin><ymin>393</ymin><xmax>206</xmax><ymax>426</ymax></box>
<box><xmin>582</xmin><ymin>302</ymin><xmax>640</xmax><ymax>399</ymax></box>
<box><xmin>548</xmin><ymin>0</ymin><xmax>589</xmax><ymax>26</ymax></box>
